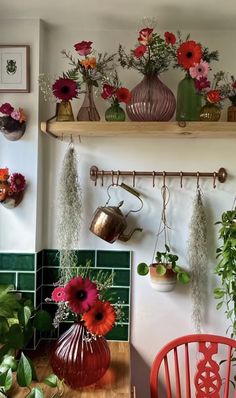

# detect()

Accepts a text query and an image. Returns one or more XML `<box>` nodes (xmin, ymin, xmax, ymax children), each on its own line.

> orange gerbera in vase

<box><xmin>83</xmin><ymin>300</ymin><xmax>116</xmax><ymax>336</ymax></box>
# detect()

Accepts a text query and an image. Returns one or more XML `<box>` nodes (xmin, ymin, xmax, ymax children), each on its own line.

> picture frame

<box><xmin>0</xmin><ymin>45</ymin><xmax>30</xmax><ymax>93</ymax></box>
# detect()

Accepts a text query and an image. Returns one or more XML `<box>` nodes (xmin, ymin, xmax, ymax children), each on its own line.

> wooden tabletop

<box><xmin>10</xmin><ymin>341</ymin><xmax>131</xmax><ymax>397</ymax></box>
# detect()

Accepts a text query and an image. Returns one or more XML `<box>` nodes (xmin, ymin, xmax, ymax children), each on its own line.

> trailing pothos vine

<box><xmin>214</xmin><ymin>208</ymin><xmax>236</xmax><ymax>340</ymax></box>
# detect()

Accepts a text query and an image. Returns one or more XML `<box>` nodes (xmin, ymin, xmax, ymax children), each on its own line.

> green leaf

<box><xmin>26</xmin><ymin>386</ymin><xmax>44</xmax><ymax>398</ymax></box>
<box><xmin>16</xmin><ymin>353</ymin><xmax>32</xmax><ymax>387</ymax></box>
<box><xmin>43</xmin><ymin>373</ymin><xmax>58</xmax><ymax>388</ymax></box>
<box><xmin>156</xmin><ymin>264</ymin><xmax>167</xmax><ymax>276</ymax></box>
<box><xmin>27</xmin><ymin>356</ymin><xmax>38</xmax><ymax>382</ymax></box>
<box><xmin>137</xmin><ymin>263</ymin><xmax>149</xmax><ymax>276</ymax></box>
<box><xmin>33</xmin><ymin>310</ymin><xmax>52</xmax><ymax>332</ymax></box>
<box><xmin>0</xmin><ymin>316</ymin><xmax>9</xmax><ymax>343</ymax></box>
<box><xmin>164</xmin><ymin>244</ymin><xmax>170</xmax><ymax>252</ymax></box>
<box><xmin>18</xmin><ymin>306</ymin><xmax>31</xmax><ymax>327</ymax></box>
<box><xmin>2</xmin><ymin>354</ymin><xmax>18</xmax><ymax>371</ymax></box>
<box><xmin>0</xmin><ymin>368</ymin><xmax>12</xmax><ymax>391</ymax></box>
<box><xmin>216</xmin><ymin>301</ymin><xmax>223</xmax><ymax>310</ymax></box>
<box><xmin>7</xmin><ymin>324</ymin><xmax>24</xmax><ymax>349</ymax></box>
<box><xmin>177</xmin><ymin>272</ymin><xmax>190</xmax><ymax>284</ymax></box>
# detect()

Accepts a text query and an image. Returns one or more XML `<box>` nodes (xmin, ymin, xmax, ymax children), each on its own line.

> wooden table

<box><xmin>10</xmin><ymin>341</ymin><xmax>132</xmax><ymax>397</ymax></box>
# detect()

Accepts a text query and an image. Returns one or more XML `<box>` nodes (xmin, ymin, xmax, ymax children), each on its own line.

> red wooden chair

<box><xmin>150</xmin><ymin>334</ymin><xmax>236</xmax><ymax>398</ymax></box>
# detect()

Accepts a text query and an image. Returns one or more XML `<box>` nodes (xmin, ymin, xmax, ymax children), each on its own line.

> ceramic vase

<box><xmin>105</xmin><ymin>102</ymin><xmax>126</xmax><ymax>121</ymax></box>
<box><xmin>51</xmin><ymin>321</ymin><xmax>110</xmax><ymax>389</ymax></box>
<box><xmin>149</xmin><ymin>264</ymin><xmax>177</xmax><ymax>292</ymax></box>
<box><xmin>126</xmin><ymin>74</ymin><xmax>176</xmax><ymax>121</ymax></box>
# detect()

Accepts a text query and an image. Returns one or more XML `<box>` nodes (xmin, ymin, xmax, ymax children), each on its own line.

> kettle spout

<box><xmin>119</xmin><ymin>228</ymin><xmax>143</xmax><ymax>242</ymax></box>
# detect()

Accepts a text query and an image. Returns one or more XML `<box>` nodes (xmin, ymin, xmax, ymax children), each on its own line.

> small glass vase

<box><xmin>227</xmin><ymin>95</ymin><xmax>236</xmax><ymax>122</ymax></box>
<box><xmin>56</xmin><ymin>101</ymin><xmax>74</xmax><ymax>122</ymax></box>
<box><xmin>50</xmin><ymin>321</ymin><xmax>110</xmax><ymax>389</ymax></box>
<box><xmin>199</xmin><ymin>101</ymin><xmax>221</xmax><ymax>121</ymax></box>
<box><xmin>126</xmin><ymin>74</ymin><xmax>176</xmax><ymax>121</ymax></box>
<box><xmin>176</xmin><ymin>75</ymin><xmax>202</xmax><ymax>121</ymax></box>
<box><xmin>77</xmin><ymin>83</ymin><xmax>100</xmax><ymax>121</ymax></box>
<box><xmin>105</xmin><ymin>102</ymin><xmax>126</xmax><ymax>121</ymax></box>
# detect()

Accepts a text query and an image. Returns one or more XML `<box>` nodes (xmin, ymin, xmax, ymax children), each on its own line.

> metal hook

<box><xmin>94</xmin><ymin>168</ymin><xmax>98</xmax><ymax>187</ymax></box>
<box><xmin>213</xmin><ymin>172</ymin><xmax>217</xmax><ymax>189</ymax></box>
<box><xmin>116</xmin><ymin>170</ymin><xmax>120</xmax><ymax>186</ymax></box>
<box><xmin>196</xmin><ymin>171</ymin><xmax>200</xmax><ymax>189</ymax></box>
<box><xmin>152</xmin><ymin>171</ymin><xmax>155</xmax><ymax>188</ymax></box>
<box><xmin>133</xmin><ymin>171</ymin><xmax>136</xmax><ymax>187</ymax></box>
<box><xmin>101</xmin><ymin>170</ymin><xmax>104</xmax><ymax>187</ymax></box>
<box><xmin>111</xmin><ymin>170</ymin><xmax>114</xmax><ymax>186</ymax></box>
<box><xmin>179</xmin><ymin>171</ymin><xmax>183</xmax><ymax>188</ymax></box>
<box><xmin>162</xmin><ymin>171</ymin><xmax>166</xmax><ymax>187</ymax></box>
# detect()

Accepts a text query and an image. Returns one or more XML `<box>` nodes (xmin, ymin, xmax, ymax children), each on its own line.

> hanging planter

<box><xmin>0</xmin><ymin>103</ymin><xmax>26</xmax><ymax>141</ymax></box>
<box><xmin>0</xmin><ymin>168</ymin><xmax>26</xmax><ymax>209</ymax></box>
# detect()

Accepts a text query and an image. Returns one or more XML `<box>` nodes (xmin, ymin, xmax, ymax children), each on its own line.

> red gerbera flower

<box><xmin>116</xmin><ymin>87</ymin><xmax>131</xmax><ymax>104</ymax></box>
<box><xmin>52</xmin><ymin>78</ymin><xmax>78</xmax><ymax>101</ymax></box>
<box><xmin>232</xmin><ymin>81</ymin><xmax>236</xmax><ymax>89</ymax></box>
<box><xmin>164</xmin><ymin>32</ymin><xmax>176</xmax><ymax>45</ymax></box>
<box><xmin>101</xmin><ymin>84</ymin><xmax>116</xmax><ymax>100</ymax></box>
<box><xmin>134</xmin><ymin>45</ymin><xmax>147</xmax><ymax>58</ymax></box>
<box><xmin>65</xmin><ymin>277</ymin><xmax>98</xmax><ymax>314</ymax></box>
<box><xmin>206</xmin><ymin>90</ymin><xmax>221</xmax><ymax>104</ymax></box>
<box><xmin>83</xmin><ymin>300</ymin><xmax>116</xmax><ymax>336</ymax></box>
<box><xmin>177</xmin><ymin>41</ymin><xmax>202</xmax><ymax>70</ymax></box>
<box><xmin>51</xmin><ymin>287</ymin><xmax>66</xmax><ymax>302</ymax></box>
<box><xmin>0</xmin><ymin>103</ymin><xmax>14</xmax><ymax>116</ymax></box>
<box><xmin>9</xmin><ymin>173</ymin><xmax>26</xmax><ymax>193</ymax></box>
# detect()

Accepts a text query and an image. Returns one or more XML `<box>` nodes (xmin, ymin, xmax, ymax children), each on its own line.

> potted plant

<box><xmin>0</xmin><ymin>102</ymin><xmax>26</xmax><ymax>141</ymax></box>
<box><xmin>137</xmin><ymin>244</ymin><xmax>190</xmax><ymax>292</ymax></box>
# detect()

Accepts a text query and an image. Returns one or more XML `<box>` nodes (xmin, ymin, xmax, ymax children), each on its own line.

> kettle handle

<box><xmin>120</xmin><ymin>183</ymin><xmax>143</xmax><ymax>216</ymax></box>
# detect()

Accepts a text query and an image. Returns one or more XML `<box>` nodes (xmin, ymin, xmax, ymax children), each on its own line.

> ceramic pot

<box><xmin>149</xmin><ymin>264</ymin><xmax>177</xmax><ymax>292</ymax></box>
<box><xmin>51</xmin><ymin>321</ymin><xmax>110</xmax><ymax>389</ymax></box>
<box><xmin>0</xmin><ymin>118</ymin><xmax>26</xmax><ymax>141</ymax></box>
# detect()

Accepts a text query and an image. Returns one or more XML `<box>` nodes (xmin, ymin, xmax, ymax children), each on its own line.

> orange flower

<box><xmin>0</xmin><ymin>168</ymin><xmax>9</xmax><ymax>181</ymax></box>
<box><xmin>19</xmin><ymin>108</ymin><xmax>26</xmax><ymax>123</ymax></box>
<box><xmin>80</xmin><ymin>57</ymin><xmax>97</xmax><ymax>69</ymax></box>
<box><xmin>83</xmin><ymin>300</ymin><xmax>116</xmax><ymax>336</ymax></box>
<box><xmin>206</xmin><ymin>90</ymin><xmax>221</xmax><ymax>104</ymax></box>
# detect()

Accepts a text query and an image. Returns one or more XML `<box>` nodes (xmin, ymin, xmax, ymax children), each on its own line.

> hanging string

<box><xmin>231</xmin><ymin>196</ymin><xmax>236</xmax><ymax>210</ymax></box>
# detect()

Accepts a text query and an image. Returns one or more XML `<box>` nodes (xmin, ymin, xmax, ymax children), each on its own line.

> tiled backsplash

<box><xmin>0</xmin><ymin>250</ymin><xmax>131</xmax><ymax>347</ymax></box>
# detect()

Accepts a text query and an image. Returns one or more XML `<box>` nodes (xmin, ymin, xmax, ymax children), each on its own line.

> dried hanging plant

<box><xmin>56</xmin><ymin>143</ymin><xmax>82</xmax><ymax>283</ymax></box>
<box><xmin>187</xmin><ymin>189</ymin><xmax>208</xmax><ymax>332</ymax></box>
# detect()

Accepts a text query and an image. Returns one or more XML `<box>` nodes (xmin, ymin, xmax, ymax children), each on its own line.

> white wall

<box><xmin>2</xmin><ymin>18</ymin><xmax>236</xmax><ymax>396</ymax></box>
<box><xmin>41</xmin><ymin>26</ymin><xmax>236</xmax><ymax>396</ymax></box>
<box><xmin>0</xmin><ymin>19</ymin><xmax>41</xmax><ymax>252</ymax></box>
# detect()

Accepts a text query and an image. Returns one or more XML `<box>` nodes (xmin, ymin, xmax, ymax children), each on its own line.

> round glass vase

<box><xmin>227</xmin><ymin>95</ymin><xmax>236</xmax><ymax>122</ymax></box>
<box><xmin>77</xmin><ymin>83</ymin><xmax>100</xmax><ymax>121</ymax></box>
<box><xmin>50</xmin><ymin>321</ymin><xmax>110</xmax><ymax>389</ymax></box>
<box><xmin>126</xmin><ymin>74</ymin><xmax>176</xmax><ymax>121</ymax></box>
<box><xmin>105</xmin><ymin>102</ymin><xmax>126</xmax><ymax>121</ymax></box>
<box><xmin>199</xmin><ymin>101</ymin><xmax>221</xmax><ymax>121</ymax></box>
<box><xmin>176</xmin><ymin>75</ymin><xmax>202</xmax><ymax>121</ymax></box>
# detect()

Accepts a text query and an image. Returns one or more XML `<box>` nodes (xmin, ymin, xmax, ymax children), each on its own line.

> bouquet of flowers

<box><xmin>0</xmin><ymin>168</ymin><xmax>26</xmax><ymax>204</ymax></box>
<box><xmin>118</xmin><ymin>25</ymin><xmax>174</xmax><ymax>75</ymax></box>
<box><xmin>61</xmin><ymin>41</ymin><xmax>115</xmax><ymax>88</ymax></box>
<box><xmin>48</xmin><ymin>265</ymin><xmax>122</xmax><ymax>337</ymax></box>
<box><xmin>195</xmin><ymin>71</ymin><xmax>228</xmax><ymax>107</ymax></box>
<box><xmin>101</xmin><ymin>71</ymin><xmax>131</xmax><ymax>106</ymax></box>
<box><xmin>0</xmin><ymin>102</ymin><xmax>26</xmax><ymax>133</ymax></box>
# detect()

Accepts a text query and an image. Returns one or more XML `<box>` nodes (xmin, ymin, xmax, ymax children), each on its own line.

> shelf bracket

<box><xmin>44</xmin><ymin>115</ymin><xmax>61</xmax><ymax>140</ymax></box>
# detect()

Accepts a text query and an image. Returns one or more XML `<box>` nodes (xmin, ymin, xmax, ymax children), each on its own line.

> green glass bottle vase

<box><xmin>176</xmin><ymin>75</ymin><xmax>202</xmax><ymax>121</ymax></box>
<box><xmin>105</xmin><ymin>102</ymin><xmax>126</xmax><ymax>122</ymax></box>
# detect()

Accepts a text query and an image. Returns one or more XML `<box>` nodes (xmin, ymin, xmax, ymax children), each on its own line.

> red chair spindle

<box><xmin>174</xmin><ymin>347</ymin><xmax>181</xmax><ymax>398</ymax></box>
<box><xmin>223</xmin><ymin>345</ymin><xmax>232</xmax><ymax>398</ymax></box>
<box><xmin>164</xmin><ymin>355</ymin><xmax>172</xmax><ymax>398</ymax></box>
<box><xmin>185</xmin><ymin>343</ymin><xmax>191</xmax><ymax>398</ymax></box>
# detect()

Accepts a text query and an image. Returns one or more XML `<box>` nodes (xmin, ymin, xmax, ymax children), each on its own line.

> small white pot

<box><xmin>149</xmin><ymin>264</ymin><xmax>177</xmax><ymax>292</ymax></box>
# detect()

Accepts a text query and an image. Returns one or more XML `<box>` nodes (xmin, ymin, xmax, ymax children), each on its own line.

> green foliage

<box><xmin>214</xmin><ymin>209</ymin><xmax>236</xmax><ymax>339</ymax></box>
<box><xmin>137</xmin><ymin>244</ymin><xmax>190</xmax><ymax>284</ymax></box>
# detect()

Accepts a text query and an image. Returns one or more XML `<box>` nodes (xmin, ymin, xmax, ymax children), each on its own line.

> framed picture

<box><xmin>0</xmin><ymin>45</ymin><xmax>30</xmax><ymax>92</ymax></box>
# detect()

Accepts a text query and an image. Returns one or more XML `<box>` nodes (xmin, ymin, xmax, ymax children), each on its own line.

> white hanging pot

<box><xmin>149</xmin><ymin>263</ymin><xmax>177</xmax><ymax>292</ymax></box>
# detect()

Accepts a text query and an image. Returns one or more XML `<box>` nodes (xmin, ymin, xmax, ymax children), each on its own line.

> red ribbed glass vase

<box><xmin>51</xmin><ymin>322</ymin><xmax>110</xmax><ymax>389</ymax></box>
<box><xmin>126</xmin><ymin>74</ymin><xmax>176</xmax><ymax>121</ymax></box>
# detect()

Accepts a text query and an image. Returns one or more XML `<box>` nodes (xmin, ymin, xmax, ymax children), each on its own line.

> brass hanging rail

<box><xmin>90</xmin><ymin>166</ymin><xmax>227</xmax><ymax>188</ymax></box>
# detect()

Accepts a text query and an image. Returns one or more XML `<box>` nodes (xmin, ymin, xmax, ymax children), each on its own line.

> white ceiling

<box><xmin>1</xmin><ymin>0</ymin><xmax>236</xmax><ymax>30</ymax></box>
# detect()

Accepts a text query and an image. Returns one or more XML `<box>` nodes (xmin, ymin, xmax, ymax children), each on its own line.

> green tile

<box><xmin>43</xmin><ymin>267</ymin><xmax>59</xmax><ymax>284</ymax></box>
<box><xmin>18</xmin><ymin>273</ymin><xmax>35</xmax><ymax>290</ymax></box>
<box><xmin>37</xmin><ymin>268</ymin><xmax>43</xmax><ymax>287</ymax></box>
<box><xmin>97</xmin><ymin>251</ymin><xmax>130</xmax><ymax>268</ymax></box>
<box><xmin>120</xmin><ymin>306</ymin><xmax>129</xmax><ymax>323</ymax></box>
<box><xmin>0</xmin><ymin>272</ymin><xmax>16</xmax><ymax>286</ymax></box>
<box><xmin>109</xmin><ymin>287</ymin><xmax>130</xmax><ymax>304</ymax></box>
<box><xmin>42</xmin><ymin>286</ymin><xmax>54</xmax><ymax>301</ymax></box>
<box><xmin>106</xmin><ymin>324</ymin><xmax>129</xmax><ymax>341</ymax></box>
<box><xmin>113</xmin><ymin>270</ymin><xmax>130</xmax><ymax>286</ymax></box>
<box><xmin>43</xmin><ymin>250</ymin><xmax>60</xmax><ymax>267</ymax></box>
<box><xmin>0</xmin><ymin>253</ymin><xmax>35</xmax><ymax>271</ymax></box>
<box><xmin>36</xmin><ymin>287</ymin><xmax>42</xmax><ymax>307</ymax></box>
<box><xmin>36</xmin><ymin>251</ymin><xmax>43</xmax><ymax>270</ymax></box>
<box><xmin>76</xmin><ymin>250</ymin><xmax>95</xmax><ymax>267</ymax></box>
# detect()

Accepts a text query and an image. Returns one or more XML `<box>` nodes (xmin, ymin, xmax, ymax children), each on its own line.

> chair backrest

<box><xmin>150</xmin><ymin>334</ymin><xmax>236</xmax><ymax>398</ymax></box>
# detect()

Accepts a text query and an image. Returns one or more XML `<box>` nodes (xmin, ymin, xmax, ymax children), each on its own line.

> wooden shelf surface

<box><xmin>41</xmin><ymin>121</ymin><xmax>236</xmax><ymax>139</ymax></box>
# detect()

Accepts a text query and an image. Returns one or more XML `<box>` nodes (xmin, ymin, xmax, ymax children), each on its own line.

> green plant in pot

<box><xmin>137</xmin><ymin>244</ymin><xmax>190</xmax><ymax>292</ymax></box>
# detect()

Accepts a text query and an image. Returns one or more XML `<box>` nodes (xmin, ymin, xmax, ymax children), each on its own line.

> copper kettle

<box><xmin>90</xmin><ymin>183</ymin><xmax>143</xmax><ymax>243</ymax></box>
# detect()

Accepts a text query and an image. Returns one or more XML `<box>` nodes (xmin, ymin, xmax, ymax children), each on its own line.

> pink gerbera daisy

<box><xmin>189</xmin><ymin>59</ymin><xmax>209</xmax><ymax>80</ymax></box>
<box><xmin>65</xmin><ymin>277</ymin><xmax>98</xmax><ymax>314</ymax></box>
<box><xmin>51</xmin><ymin>287</ymin><xmax>66</xmax><ymax>302</ymax></box>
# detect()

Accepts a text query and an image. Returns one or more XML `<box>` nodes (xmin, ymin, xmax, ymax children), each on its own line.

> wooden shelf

<box><xmin>41</xmin><ymin>121</ymin><xmax>236</xmax><ymax>139</ymax></box>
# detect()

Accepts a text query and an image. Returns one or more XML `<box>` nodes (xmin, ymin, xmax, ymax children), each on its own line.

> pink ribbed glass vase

<box><xmin>51</xmin><ymin>322</ymin><xmax>110</xmax><ymax>389</ymax></box>
<box><xmin>126</xmin><ymin>74</ymin><xmax>176</xmax><ymax>121</ymax></box>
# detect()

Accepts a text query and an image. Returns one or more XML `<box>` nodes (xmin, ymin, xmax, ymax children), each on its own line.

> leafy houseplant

<box><xmin>214</xmin><ymin>209</ymin><xmax>236</xmax><ymax>340</ymax></box>
<box><xmin>137</xmin><ymin>244</ymin><xmax>190</xmax><ymax>292</ymax></box>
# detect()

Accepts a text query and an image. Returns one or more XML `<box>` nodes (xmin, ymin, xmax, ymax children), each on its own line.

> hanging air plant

<box><xmin>56</xmin><ymin>143</ymin><xmax>82</xmax><ymax>283</ymax></box>
<box><xmin>187</xmin><ymin>189</ymin><xmax>208</xmax><ymax>332</ymax></box>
